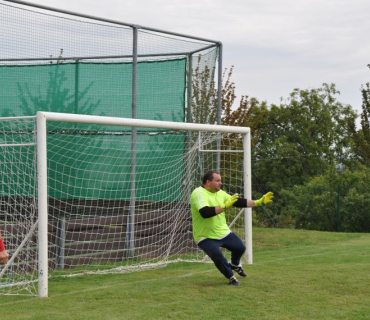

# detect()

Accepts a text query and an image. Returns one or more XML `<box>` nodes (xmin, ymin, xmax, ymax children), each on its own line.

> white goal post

<box><xmin>1</xmin><ymin>111</ymin><xmax>252</xmax><ymax>298</ymax></box>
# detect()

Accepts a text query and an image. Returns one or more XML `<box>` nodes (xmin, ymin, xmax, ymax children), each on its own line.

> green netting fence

<box><xmin>0</xmin><ymin>60</ymin><xmax>187</xmax><ymax>122</ymax></box>
<box><xmin>0</xmin><ymin>0</ymin><xmax>221</xmax><ymax>202</ymax></box>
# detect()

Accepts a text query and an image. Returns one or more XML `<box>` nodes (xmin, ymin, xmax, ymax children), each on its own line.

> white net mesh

<box><xmin>0</xmin><ymin>116</ymin><xmax>247</xmax><ymax>296</ymax></box>
<box><xmin>0</xmin><ymin>116</ymin><xmax>38</xmax><ymax>295</ymax></box>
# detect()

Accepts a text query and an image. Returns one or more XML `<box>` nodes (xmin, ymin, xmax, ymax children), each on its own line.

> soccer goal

<box><xmin>0</xmin><ymin>112</ymin><xmax>252</xmax><ymax>297</ymax></box>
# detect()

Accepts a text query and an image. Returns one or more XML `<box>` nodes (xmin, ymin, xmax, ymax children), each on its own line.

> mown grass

<box><xmin>1</xmin><ymin>228</ymin><xmax>369</xmax><ymax>320</ymax></box>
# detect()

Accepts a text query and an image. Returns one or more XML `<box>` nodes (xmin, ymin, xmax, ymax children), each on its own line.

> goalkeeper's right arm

<box><xmin>199</xmin><ymin>194</ymin><xmax>240</xmax><ymax>218</ymax></box>
<box><xmin>221</xmin><ymin>194</ymin><xmax>239</xmax><ymax>211</ymax></box>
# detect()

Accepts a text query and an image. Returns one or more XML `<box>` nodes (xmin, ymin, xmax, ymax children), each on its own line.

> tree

<box><xmin>191</xmin><ymin>57</ymin><xmax>266</xmax><ymax>193</ymax></box>
<box><xmin>191</xmin><ymin>56</ymin><xmax>217</xmax><ymax>125</ymax></box>
<box><xmin>252</xmin><ymin>84</ymin><xmax>357</xmax><ymax>192</ymax></box>
<box><xmin>191</xmin><ymin>56</ymin><xmax>265</xmax><ymax>145</ymax></box>
<box><xmin>348</xmin><ymin>65</ymin><xmax>370</xmax><ymax>165</ymax></box>
<box><xmin>280</xmin><ymin>166</ymin><xmax>370</xmax><ymax>232</ymax></box>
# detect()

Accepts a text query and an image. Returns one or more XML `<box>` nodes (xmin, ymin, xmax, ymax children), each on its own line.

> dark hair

<box><xmin>202</xmin><ymin>170</ymin><xmax>219</xmax><ymax>185</ymax></box>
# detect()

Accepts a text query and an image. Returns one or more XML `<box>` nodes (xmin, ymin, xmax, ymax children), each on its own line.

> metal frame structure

<box><xmin>1</xmin><ymin>1</ymin><xmax>255</xmax><ymax>298</ymax></box>
<box><xmin>2</xmin><ymin>1</ymin><xmax>224</xmax><ymax>254</ymax></box>
<box><xmin>2</xmin><ymin>0</ymin><xmax>223</xmax><ymax>125</ymax></box>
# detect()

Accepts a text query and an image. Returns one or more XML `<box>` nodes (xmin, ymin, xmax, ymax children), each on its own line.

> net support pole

<box><xmin>127</xmin><ymin>26</ymin><xmax>138</xmax><ymax>257</ymax></box>
<box><xmin>74</xmin><ymin>59</ymin><xmax>80</xmax><ymax>114</ymax></box>
<box><xmin>56</xmin><ymin>217</ymin><xmax>66</xmax><ymax>269</ymax></box>
<box><xmin>185</xmin><ymin>54</ymin><xmax>193</xmax><ymax>199</ymax></box>
<box><xmin>216</xmin><ymin>43</ymin><xmax>223</xmax><ymax>172</ymax></box>
<box><xmin>36</xmin><ymin>112</ymin><xmax>49</xmax><ymax>297</ymax></box>
<box><xmin>186</xmin><ymin>54</ymin><xmax>193</xmax><ymax>124</ymax></box>
<box><xmin>243</xmin><ymin>131</ymin><xmax>253</xmax><ymax>264</ymax></box>
<box><xmin>217</xmin><ymin>43</ymin><xmax>222</xmax><ymax>124</ymax></box>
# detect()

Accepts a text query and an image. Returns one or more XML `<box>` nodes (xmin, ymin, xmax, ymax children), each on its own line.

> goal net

<box><xmin>0</xmin><ymin>112</ymin><xmax>251</xmax><ymax>297</ymax></box>
<box><xmin>0</xmin><ymin>116</ymin><xmax>38</xmax><ymax>296</ymax></box>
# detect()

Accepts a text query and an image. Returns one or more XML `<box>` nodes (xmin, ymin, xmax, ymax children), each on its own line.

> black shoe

<box><xmin>229</xmin><ymin>263</ymin><xmax>247</xmax><ymax>277</ymax></box>
<box><xmin>228</xmin><ymin>276</ymin><xmax>240</xmax><ymax>286</ymax></box>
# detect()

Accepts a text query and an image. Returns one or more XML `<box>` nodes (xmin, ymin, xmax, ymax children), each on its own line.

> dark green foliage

<box><xmin>348</xmin><ymin>70</ymin><xmax>370</xmax><ymax>164</ymax></box>
<box><xmin>280</xmin><ymin>166</ymin><xmax>370</xmax><ymax>232</ymax></box>
<box><xmin>252</xmin><ymin>83</ymin><xmax>356</xmax><ymax>191</ymax></box>
<box><xmin>191</xmin><ymin>56</ymin><xmax>370</xmax><ymax>233</ymax></box>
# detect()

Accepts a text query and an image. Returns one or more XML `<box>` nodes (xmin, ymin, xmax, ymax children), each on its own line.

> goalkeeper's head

<box><xmin>202</xmin><ymin>170</ymin><xmax>222</xmax><ymax>193</ymax></box>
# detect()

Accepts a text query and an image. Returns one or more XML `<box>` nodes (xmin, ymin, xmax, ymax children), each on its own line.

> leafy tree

<box><xmin>348</xmin><ymin>65</ymin><xmax>370</xmax><ymax>165</ymax></box>
<box><xmin>280</xmin><ymin>166</ymin><xmax>370</xmax><ymax>232</ymax></box>
<box><xmin>191</xmin><ymin>56</ymin><xmax>217</xmax><ymax>125</ymax></box>
<box><xmin>191</xmin><ymin>57</ymin><xmax>266</xmax><ymax>193</ymax></box>
<box><xmin>191</xmin><ymin>56</ymin><xmax>265</xmax><ymax>145</ymax></box>
<box><xmin>252</xmin><ymin>83</ymin><xmax>357</xmax><ymax>192</ymax></box>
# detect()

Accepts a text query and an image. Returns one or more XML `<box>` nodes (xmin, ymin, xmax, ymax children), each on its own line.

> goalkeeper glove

<box><xmin>254</xmin><ymin>192</ymin><xmax>274</xmax><ymax>207</ymax></box>
<box><xmin>222</xmin><ymin>194</ymin><xmax>239</xmax><ymax>211</ymax></box>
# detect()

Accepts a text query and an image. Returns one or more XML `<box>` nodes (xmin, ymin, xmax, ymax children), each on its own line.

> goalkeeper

<box><xmin>0</xmin><ymin>225</ymin><xmax>9</xmax><ymax>265</ymax></box>
<box><xmin>190</xmin><ymin>170</ymin><xmax>273</xmax><ymax>286</ymax></box>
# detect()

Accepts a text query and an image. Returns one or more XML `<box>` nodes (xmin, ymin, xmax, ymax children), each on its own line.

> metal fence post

<box><xmin>127</xmin><ymin>26</ymin><xmax>138</xmax><ymax>257</ymax></box>
<box><xmin>216</xmin><ymin>43</ymin><xmax>222</xmax><ymax>172</ymax></box>
<box><xmin>336</xmin><ymin>184</ymin><xmax>340</xmax><ymax>232</ymax></box>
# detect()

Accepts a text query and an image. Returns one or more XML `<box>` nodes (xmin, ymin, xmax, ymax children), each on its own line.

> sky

<box><xmin>9</xmin><ymin>0</ymin><xmax>370</xmax><ymax>115</ymax></box>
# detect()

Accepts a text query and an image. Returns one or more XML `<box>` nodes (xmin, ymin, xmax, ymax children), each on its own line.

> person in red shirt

<box><xmin>0</xmin><ymin>225</ymin><xmax>9</xmax><ymax>265</ymax></box>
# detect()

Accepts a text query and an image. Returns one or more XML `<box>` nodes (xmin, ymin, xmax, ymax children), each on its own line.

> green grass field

<box><xmin>1</xmin><ymin>228</ymin><xmax>369</xmax><ymax>320</ymax></box>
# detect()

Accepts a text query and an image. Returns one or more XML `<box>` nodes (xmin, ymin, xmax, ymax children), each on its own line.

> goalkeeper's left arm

<box><xmin>233</xmin><ymin>192</ymin><xmax>274</xmax><ymax>208</ymax></box>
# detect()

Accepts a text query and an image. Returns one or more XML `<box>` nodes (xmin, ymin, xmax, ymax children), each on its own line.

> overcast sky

<box><xmin>18</xmin><ymin>0</ymin><xmax>370</xmax><ymax>115</ymax></box>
